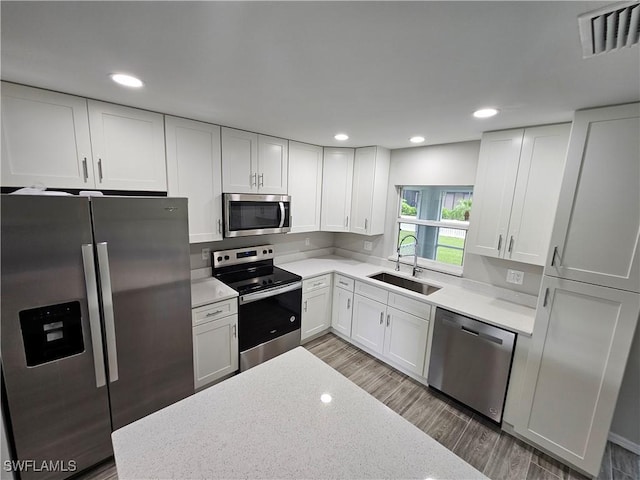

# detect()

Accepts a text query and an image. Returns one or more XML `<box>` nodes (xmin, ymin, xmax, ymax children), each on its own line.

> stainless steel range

<box><xmin>212</xmin><ymin>245</ymin><xmax>302</xmax><ymax>371</ymax></box>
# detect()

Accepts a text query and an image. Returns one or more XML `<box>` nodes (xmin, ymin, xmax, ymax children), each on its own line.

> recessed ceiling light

<box><xmin>409</xmin><ymin>136</ymin><xmax>425</xmax><ymax>144</ymax></box>
<box><xmin>320</xmin><ymin>393</ymin><xmax>332</xmax><ymax>404</ymax></box>
<box><xmin>473</xmin><ymin>108</ymin><xmax>499</xmax><ymax>118</ymax></box>
<box><xmin>110</xmin><ymin>73</ymin><xmax>144</xmax><ymax>88</ymax></box>
<box><xmin>334</xmin><ymin>133</ymin><xmax>349</xmax><ymax>141</ymax></box>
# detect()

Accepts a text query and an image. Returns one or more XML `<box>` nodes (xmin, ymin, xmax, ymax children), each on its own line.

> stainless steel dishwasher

<box><xmin>427</xmin><ymin>307</ymin><xmax>516</xmax><ymax>423</ymax></box>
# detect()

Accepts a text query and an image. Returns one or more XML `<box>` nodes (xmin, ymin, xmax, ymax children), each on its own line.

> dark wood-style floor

<box><xmin>78</xmin><ymin>333</ymin><xmax>639</xmax><ymax>480</ymax></box>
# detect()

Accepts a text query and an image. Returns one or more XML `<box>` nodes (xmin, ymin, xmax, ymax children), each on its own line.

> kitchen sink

<box><xmin>368</xmin><ymin>272</ymin><xmax>441</xmax><ymax>296</ymax></box>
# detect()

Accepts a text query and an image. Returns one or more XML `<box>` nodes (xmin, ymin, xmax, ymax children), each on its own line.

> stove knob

<box><xmin>263</xmin><ymin>249</ymin><xmax>267</xmax><ymax>255</ymax></box>
<box><xmin>224</xmin><ymin>255</ymin><xmax>230</xmax><ymax>260</ymax></box>
<box><xmin>217</xmin><ymin>256</ymin><xmax>223</xmax><ymax>262</ymax></box>
<box><xmin>262</xmin><ymin>280</ymin><xmax>267</xmax><ymax>285</ymax></box>
<box><xmin>268</xmin><ymin>249</ymin><xmax>273</xmax><ymax>253</ymax></box>
<box><xmin>268</xmin><ymin>279</ymin><xmax>273</xmax><ymax>283</ymax></box>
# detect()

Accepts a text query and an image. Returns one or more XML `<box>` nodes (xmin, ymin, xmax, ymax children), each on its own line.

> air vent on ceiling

<box><xmin>578</xmin><ymin>1</ymin><xmax>640</xmax><ymax>57</ymax></box>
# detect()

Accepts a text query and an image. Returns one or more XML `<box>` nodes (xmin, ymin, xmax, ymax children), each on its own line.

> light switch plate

<box><xmin>202</xmin><ymin>247</ymin><xmax>211</xmax><ymax>261</ymax></box>
<box><xmin>305</xmin><ymin>237</ymin><xmax>310</xmax><ymax>246</ymax></box>
<box><xmin>506</xmin><ymin>269</ymin><xmax>524</xmax><ymax>285</ymax></box>
<box><xmin>364</xmin><ymin>241</ymin><xmax>373</xmax><ymax>252</ymax></box>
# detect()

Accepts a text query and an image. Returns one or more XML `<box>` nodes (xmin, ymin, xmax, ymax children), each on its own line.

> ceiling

<box><xmin>2</xmin><ymin>1</ymin><xmax>639</xmax><ymax>149</ymax></box>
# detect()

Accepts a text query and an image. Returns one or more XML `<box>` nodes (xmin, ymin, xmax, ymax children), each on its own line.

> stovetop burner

<box><xmin>211</xmin><ymin>244</ymin><xmax>301</xmax><ymax>295</ymax></box>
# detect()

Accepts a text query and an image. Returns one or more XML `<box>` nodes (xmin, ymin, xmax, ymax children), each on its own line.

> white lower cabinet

<box><xmin>383</xmin><ymin>307</ymin><xmax>429</xmax><ymax>375</ymax></box>
<box><xmin>331</xmin><ymin>276</ymin><xmax>354</xmax><ymax>337</ymax></box>
<box><xmin>351</xmin><ymin>294</ymin><xmax>387</xmax><ymax>352</ymax></box>
<box><xmin>349</xmin><ymin>280</ymin><xmax>432</xmax><ymax>377</ymax></box>
<box><xmin>192</xmin><ymin>300</ymin><xmax>239</xmax><ymax>390</ymax></box>
<box><xmin>301</xmin><ymin>275</ymin><xmax>332</xmax><ymax>341</ymax></box>
<box><xmin>515</xmin><ymin>276</ymin><xmax>640</xmax><ymax>476</ymax></box>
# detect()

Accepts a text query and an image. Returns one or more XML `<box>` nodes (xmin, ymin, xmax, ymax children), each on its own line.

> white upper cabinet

<box><xmin>516</xmin><ymin>276</ymin><xmax>640</xmax><ymax>476</ymax></box>
<box><xmin>467</xmin><ymin>124</ymin><xmax>570</xmax><ymax>266</ymax></box>
<box><xmin>350</xmin><ymin>146</ymin><xmax>390</xmax><ymax>236</ymax></box>
<box><xmin>165</xmin><ymin>116</ymin><xmax>223</xmax><ymax>243</ymax></box>
<box><xmin>1</xmin><ymin>82</ymin><xmax>94</xmax><ymax>189</ymax></box>
<box><xmin>545</xmin><ymin>103</ymin><xmax>640</xmax><ymax>292</ymax></box>
<box><xmin>288</xmin><ymin>141</ymin><xmax>323</xmax><ymax>233</ymax></box>
<box><xmin>221</xmin><ymin>127</ymin><xmax>288</xmax><ymax>194</ymax></box>
<box><xmin>87</xmin><ymin>100</ymin><xmax>167</xmax><ymax>191</ymax></box>
<box><xmin>321</xmin><ymin>148</ymin><xmax>354</xmax><ymax>232</ymax></box>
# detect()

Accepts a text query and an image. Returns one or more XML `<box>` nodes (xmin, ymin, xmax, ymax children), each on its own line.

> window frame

<box><xmin>394</xmin><ymin>186</ymin><xmax>472</xmax><ymax>276</ymax></box>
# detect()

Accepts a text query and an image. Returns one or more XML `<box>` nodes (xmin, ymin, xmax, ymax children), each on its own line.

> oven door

<box><xmin>224</xmin><ymin>193</ymin><xmax>291</xmax><ymax>237</ymax></box>
<box><xmin>238</xmin><ymin>282</ymin><xmax>301</xmax><ymax>370</ymax></box>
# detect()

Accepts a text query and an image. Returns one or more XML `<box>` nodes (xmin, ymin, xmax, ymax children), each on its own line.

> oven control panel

<box><xmin>212</xmin><ymin>244</ymin><xmax>275</xmax><ymax>268</ymax></box>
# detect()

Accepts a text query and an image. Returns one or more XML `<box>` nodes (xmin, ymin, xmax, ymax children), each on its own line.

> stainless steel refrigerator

<box><xmin>1</xmin><ymin>195</ymin><xmax>194</xmax><ymax>480</ymax></box>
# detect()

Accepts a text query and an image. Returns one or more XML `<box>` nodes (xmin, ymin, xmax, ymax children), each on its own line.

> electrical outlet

<box><xmin>506</xmin><ymin>269</ymin><xmax>524</xmax><ymax>285</ymax></box>
<box><xmin>202</xmin><ymin>247</ymin><xmax>211</xmax><ymax>261</ymax></box>
<box><xmin>305</xmin><ymin>237</ymin><xmax>310</xmax><ymax>246</ymax></box>
<box><xmin>364</xmin><ymin>241</ymin><xmax>373</xmax><ymax>252</ymax></box>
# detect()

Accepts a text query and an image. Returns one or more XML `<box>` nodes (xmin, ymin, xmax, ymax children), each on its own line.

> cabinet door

<box><xmin>517</xmin><ymin>276</ymin><xmax>639</xmax><ymax>476</ymax></box>
<box><xmin>301</xmin><ymin>287</ymin><xmax>332</xmax><ymax>341</ymax></box>
<box><xmin>288</xmin><ymin>141</ymin><xmax>323</xmax><ymax>233</ymax></box>
<box><xmin>1</xmin><ymin>82</ymin><xmax>94</xmax><ymax>189</ymax></box>
<box><xmin>350</xmin><ymin>147</ymin><xmax>376</xmax><ymax>235</ymax></box>
<box><xmin>321</xmin><ymin>148</ymin><xmax>354</xmax><ymax>232</ymax></box>
<box><xmin>87</xmin><ymin>100</ymin><xmax>166</xmax><ymax>191</ymax></box>
<box><xmin>165</xmin><ymin>116</ymin><xmax>222</xmax><ymax>243</ymax></box>
<box><xmin>546</xmin><ymin>104</ymin><xmax>640</xmax><ymax>292</ymax></box>
<box><xmin>383</xmin><ymin>306</ymin><xmax>429</xmax><ymax>375</ymax></box>
<box><xmin>331</xmin><ymin>286</ymin><xmax>353</xmax><ymax>337</ymax></box>
<box><xmin>193</xmin><ymin>315</ymin><xmax>239</xmax><ymax>389</ymax></box>
<box><xmin>221</xmin><ymin>127</ymin><xmax>257</xmax><ymax>194</ymax></box>
<box><xmin>351</xmin><ymin>294</ymin><xmax>386</xmax><ymax>354</ymax></box>
<box><xmin>466</xmin><ymin>129</ymin><xmax>523</xmax><ymax>258</ymax></box>
<box><xmin>506</xmin><ymin>124</ymin><xmax>570</xmax><ymax>265</ymax></box>
<box><xmin>258</xmin><ymin>135</ymin><xmax>288</xmax><ymax>194</ymax></box>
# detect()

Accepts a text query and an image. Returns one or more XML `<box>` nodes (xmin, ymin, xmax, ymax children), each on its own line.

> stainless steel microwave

<box><xmin>223</xmin><ymin>193</ymin><xmax>291</xmax><ymax>238</ymax></box>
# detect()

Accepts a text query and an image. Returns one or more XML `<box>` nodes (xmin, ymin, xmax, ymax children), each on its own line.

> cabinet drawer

<box><xmin>303</xmin><ymin>274</ymin><xmax>332</xmax><ymax>293</ymax></box>
<box><xmin>334</xmin><ymin>274</ymin><xmax>354</xmax><ymax>292</ymax></box>
<box><xmin>388</xmin><ymin>292</ymin><xmax>431</xmax><ymax>320</ymax></box>
<box><xmin>192</xmin><ymin>297</ymin><xmax>238</xmax><ymax>326</ymax></box>
<box><xmin>355</xmin><ymin>280</ymin><xmax>389</xmax><ymax>304</ymax></box>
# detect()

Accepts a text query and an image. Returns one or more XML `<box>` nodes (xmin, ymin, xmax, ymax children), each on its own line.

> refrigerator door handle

<box><xmin>81</xmin><ymin>244</ymin><xmax>107</xmax><ymax>388</ymax></box>
<box><xmin>97</xmin><ymin>242</ymin><xmax>119</xmax><ymax>383</ymax></box>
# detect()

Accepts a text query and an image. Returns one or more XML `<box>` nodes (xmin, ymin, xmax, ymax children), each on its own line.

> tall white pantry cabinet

<box><xmin>513</xmin><ymin>103</ymin><xmax>640</xmax><ymax>477</ymax></box>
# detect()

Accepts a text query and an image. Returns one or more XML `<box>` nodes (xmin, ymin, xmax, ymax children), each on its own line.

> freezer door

<box><xmin>1</xmin><ymin>195</ymin><xmax>112</xmax><ymax>480</ymax></box>
<box><xmin>90</xmin><ymin>196</ymin><xmax>194</xmax><ymax>430</ymax></box>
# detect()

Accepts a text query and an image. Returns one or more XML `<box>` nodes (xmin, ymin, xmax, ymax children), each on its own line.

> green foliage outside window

<box><xmin>401</xmin><ymin>198</ymin><xmax>417</xmax><ymax>216</ymax></box>
<box><xmin>441</xmin><ymin>199</ymin><xmax>472</xmax><ymax>221</ymax></box>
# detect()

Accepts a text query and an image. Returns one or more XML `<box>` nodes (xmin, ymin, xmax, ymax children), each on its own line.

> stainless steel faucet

<box><xmin>397</xmin><ymin>234</ymin><xmax>422</xmax><ymax>277</ymax></box>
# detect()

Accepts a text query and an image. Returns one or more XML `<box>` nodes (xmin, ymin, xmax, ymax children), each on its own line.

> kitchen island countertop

<box><xmin>112</xmin><ymin>347</ymin><xmax>487</xmax><ymax>479</ymax></box>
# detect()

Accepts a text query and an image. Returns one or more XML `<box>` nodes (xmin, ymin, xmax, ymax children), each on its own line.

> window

<box><xmin>398</xmin><ymin>186</ymin><xmax>473</xmax><ymax>272</ymax></box>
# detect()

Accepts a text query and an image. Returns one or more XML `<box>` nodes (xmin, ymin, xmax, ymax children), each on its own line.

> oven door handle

<box><xmin>239</xmin><ymin>281</ymin><xmax>302</xmax><ymax>305</ymax></box>
<box><xmin>278</xmin><ymin>201</ymin><xmax>286</xmax><ymax>228</ymax></box>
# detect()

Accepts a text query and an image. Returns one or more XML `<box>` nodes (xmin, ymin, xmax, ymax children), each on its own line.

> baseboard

<box><xmin>608</xmin><ymin>432</ymin><xmax>640</xmax><ymax>455</ymax></box>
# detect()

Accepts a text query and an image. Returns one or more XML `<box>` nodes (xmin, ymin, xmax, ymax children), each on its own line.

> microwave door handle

<box><xmin>278</xmin><ymin>201</ymin><xmax>286</xmax><ymax>228</ymax></box>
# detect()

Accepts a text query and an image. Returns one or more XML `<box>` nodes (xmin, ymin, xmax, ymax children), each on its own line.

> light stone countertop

<box><xmin>112</xmin><ymin>347</ymin><xmax>487</xmax><ymax>480</ymax></box>
<box><xmin>279</xmin><ymin>255</ymin><xmax>536</xmax><ymax>336</ymax></box>
<box><xmin>190</xmin><ymin>277</ymin><xmax>237</xmax><ymax>308</ymax></box>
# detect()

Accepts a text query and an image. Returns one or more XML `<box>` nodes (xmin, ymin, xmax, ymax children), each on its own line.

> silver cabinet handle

<box><xmin>347</xmin><ymin>298</ymin><xmax>351</xmax><ymax>309</ymax></box>
<box><xmin>339</xmin><ymin>281</ymin><xmax>349</xmax><ymax>287</ymax></box>
<box><xmin>97</xmin><ymin>158</ymin><xmax>104</xmax><ymax>182</ymax></box>
<box><xmin>81</xmin><ymin>244</ymin><xmax>107</xmax><ymax>388</ymax></box>
<box><xmin>379</xmin><ymin>312</ymin><xmax>384</xmax><ymax>325</ymax></box>
<box><xmin>218</xmin><ymin>219</ymin><xmax>222</xmax><ymax>234</ymax></box>
<box><xmin>364</xmin><ymin>218</ymin><xmax>368</xmax><ymax>230</ymax></box>
<box><xmin>508</xmin><ymin>236</ymin><xmax>514</xmax><ymax>253</ymax></box>
<box><xmin>251</xmin><ymin>173</ymin><xmax>257</xmax><ymax>187</ymax></box>
<box><xmin>497</xmin><ymin>234</ymin><xmax>503</xmax><ymax>251</ymax></box>
<box><xmin>97</xmin><ymin>242</ymin><xmax>118</xmax><ymax>383</ymax></box>
<box><xmin>232</xmin><ymin>324</ymin><xmax>237</xmax><ymax>338</ymax></box>
<box><xmin>386</xmin><ymin>314</ymin><xmax>390</xmax><ymax>327</ymax></box>
<box><xmin>543</xmin><ymin>287</ymin><xmax>550</xmax><ymax>307</ymax></box>
<box><xmin>346</xmin><ymin>216</ymin><xmax>349</xmax><ymax>228</ymax></box>
<box><xmin>82</xmin><ymin>157</ymin><xmax>89</xmax><ymax>181</ymax></box>
<box><xmin>206</xmin><ymin>310</ymin><xmax>223</xmax><ymax>317</ymax></box>
<box><xmin>259</xmin><ymin>173</ymin><xmax>264</xmax><ymax>187</ymax></box>
<box><xmin>278</xmin><ymin>201</ymin><xmax>286</xmax><ymax>228</ymax></box>
<box><xmin>551</xmin><ymin>246</ymin><xmax>561</xmax><ymax>267</ymax></box>
<box><xmin>303</xmin><ymin>300</ymin><xmax>308</xmax><ymax>312</ymax></box>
